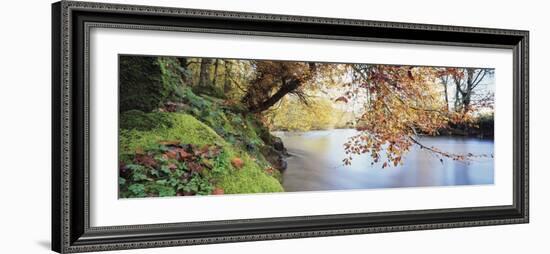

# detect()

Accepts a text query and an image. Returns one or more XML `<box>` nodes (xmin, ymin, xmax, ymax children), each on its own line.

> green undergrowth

<box><xmin>119</xmin><ymin>111</ymin><xmax>283</xmax><ymax>198</ymax></box>
<box><xmin>181</xmin><ymin>88</ymin><xmax>277</xmax><ymax>162</ymax></box>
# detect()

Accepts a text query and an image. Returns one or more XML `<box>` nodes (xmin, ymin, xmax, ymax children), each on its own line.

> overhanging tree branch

<box><xmin>249</xmin><ymin>79</ymin><xmax>301</xmax><ymax>113</ymax></box>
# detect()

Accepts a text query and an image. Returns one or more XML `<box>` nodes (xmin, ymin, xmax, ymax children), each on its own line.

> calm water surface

<box><xmin>273</xmin><ymin>129</ymin><xmax>494</xmax><ymax>192</ymax></box>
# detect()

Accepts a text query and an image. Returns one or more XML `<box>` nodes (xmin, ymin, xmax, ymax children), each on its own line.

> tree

<box><xmin>212</xmin><ymin>59</ymin><xmax>220</xmax><ymax>86</ymax></box>
<box><xmin>438</xmin><ymin>69</ymin><xmax>451</xmax><ymax>111</ymax></box>
<box><xmin>146</xmin><ymin>56</ymin><xmax>492</xmax><ymax>168</ymax></box>
<box><xmin>266</xmin><ymin>97</ymin><xmax>337</xmax><ymax>131</ymax></box>
<box><xmin>198</xmin><ymin>58</ymin><xmax>212</xmax><ymax>88</ymax></box>
<box><xmin>242</xmin><ymin>61</ymin><xmax>318</xmax><ymax>113</ymax></box>
<box><xmin>341</xmin><ymin>64</ymin><xmax>482</xmax><ymax>167</ymax></box>
<box><xmin>451</xmin><ymin>68</ymin><xmax>494</xmax><ymax>113</ymax></box>
<box><xmin>223</xmin><ymin>60</ymin><xmax>232</xmax><ymax>94</ymax></box>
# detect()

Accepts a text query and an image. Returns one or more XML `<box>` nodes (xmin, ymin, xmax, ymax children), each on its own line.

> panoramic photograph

<box><xmin>118</xmin><ymin>55</ymin><xmax>495</xmax><ymax>198</ymax></box>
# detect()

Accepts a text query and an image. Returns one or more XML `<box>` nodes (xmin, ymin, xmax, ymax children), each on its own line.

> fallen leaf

<box><xmin>187</xmin><ymin>162</ymin><xmax>203</xmax><ymax>173</ymax></box>
<box><xmin>231</xmin><ymin>157</ymin><xmax>244</xmax><ymax>169</ymax></box>
<box><xmin>164</xmin><ymin>150</ymin><xmax>177</xmax><ymax>160</ymax></box>
<box><xmin>168</xmin><ymin>163</ymin><xmax>177</xmax><ymax>171</ymax></box>
<box><xmin>134</xmin><ymin>154</ymin><xmax>157</xmax><ymax>168</ymax></box>
<box><xmin>176</xmin><ymin>148</ymin><xmax>192</xmax><ymax>161</ymax></box>
<box><xmin>264</xmin><ymin>167</ymin><xmax>274</xmax><ymax>174</ymax></box>
<box><xmin>212</xmin><ymin>188</ymin><xmax>224</xmax><ymax>195</ymax></box>
<box><xmin>194</xmin><ymin>145</ymin><xmax>211</xmax><ymax>156</ymax></box>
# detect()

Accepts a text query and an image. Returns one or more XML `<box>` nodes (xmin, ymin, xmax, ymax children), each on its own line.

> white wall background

<box><xmin>0</xmin><ymin>0</ymin><xmax>546</xmax><ymax>253</ymax></box>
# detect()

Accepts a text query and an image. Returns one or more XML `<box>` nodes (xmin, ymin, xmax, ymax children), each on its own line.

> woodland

<box><xmin>118</xmin><ymin>55</ymin><xmax>494</xmax><ymax>198</ymax></box>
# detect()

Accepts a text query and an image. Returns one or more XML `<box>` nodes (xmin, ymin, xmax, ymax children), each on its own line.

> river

<box><xmin>273</xmin><ymin>129</ymin><xmax>494</xmax><ymax>192</ymax></box>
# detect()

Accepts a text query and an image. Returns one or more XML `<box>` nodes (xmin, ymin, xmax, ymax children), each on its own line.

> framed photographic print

<box><xmin>52</xmin><ymin>1</ymin><xmax>529</xmax><ymax>253</ymax></box>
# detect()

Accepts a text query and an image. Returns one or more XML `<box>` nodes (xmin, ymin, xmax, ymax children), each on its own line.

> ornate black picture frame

<box><xmin>52</xmin><ymin>1</ymin><xmax>529</xmax><ymax>253</ymax></box>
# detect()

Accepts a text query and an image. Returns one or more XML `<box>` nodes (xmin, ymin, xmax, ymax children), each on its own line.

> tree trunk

<box><xmin>244</xmin><ymin>62</ymin><xmax>316</xmax><ymax>113</ymax></box>
<box><xmin>198</xmin><ymin>58</ymin><xmax>212</xmax><ymax>88</ymax></box>
<box><xmin>463</xmin><ymin>68</ymin><xmax>474</xmax><ymax>113</ymax></box>
<box><xmin>177</xmin><ymin>58</ymin><xmax>188</xmax><ymax>83</ymax></box>
<box><xmin>212</xmin><ymin>59</ymin><xmax>219</xmax><ymax>87</ymax></box>
<box><xmin>443</xmin><ymin>85</ymin><xmax>449</xmax><ymax>111</ymax></box>
<box><xmin>177</xmin><ymin>58</ymin><xmax>187</xmax><ymax>69</ymax></box>
<box><xmin>223</xmin><ymin>61</ymin><xmax>232</xmax><ymax>94</ymax></box>
<box><xmin>441</xmin><ymin>76</ymin><xmax>449</xmax><ymax>111</ymax></box>
<box><xmin>454</xmin><ymin>83</ymin><xmax>461</xmax><ymax>111</ymax></box>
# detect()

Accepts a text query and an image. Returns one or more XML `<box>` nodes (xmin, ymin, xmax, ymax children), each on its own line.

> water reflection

<box><xmin>273</xmin><ymin>129</ymin><xmax>494</xmax><ymax>192</ymax></box>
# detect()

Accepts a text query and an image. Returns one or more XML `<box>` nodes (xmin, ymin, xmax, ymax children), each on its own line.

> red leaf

<box><xmin>164</xmin><ymin>150</ymin><xmax>178</xmax><ymax>160</ymax></box>
<box><xmin>231</xmin><ymin>157</ymin><xmax>244</xmax><ymax>169</ymax></box>
<box><xmin>134</xmin><ymin>154</ymin><xmax>157</xmax><ymax>168</ymax></box>
<box><xmin>176</xmin><ymin>149</ymin><xmax>192</xmax><ymax>161</ymax></box>
<box><xmin>212</xmin><ymin>188</ymin><xmax>224</xmax><ymax>195</ymax></box>
<box><xmin>187</xmin><ymin>162</ymin><xmax>204</xmax><ymax>173</ymax></box>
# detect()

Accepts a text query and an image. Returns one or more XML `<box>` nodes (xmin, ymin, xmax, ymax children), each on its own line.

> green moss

<box><xmin>119</xmin><ymin>111</ymin><xmax>283</xmax><ymax>195</ymax></box>
<box><xmin>218</xmin><ymin>154</ymin><xmax>284</xmax><ymax>194</ymax></box>
<box><xmin>179</xmin><ymin>91</ymin><xmax>258</xmax><ymax>148</ymax></box>
<box><xmin>119</xmin><ymin>113</ymin><xmax>224</xmax><ymax>156</ymax></box>
<box><xmin>180</xmin><ymin>87</ymin><xmax>212</xmax><ymax>110</ymax></box>
<box><xmin>158</xmin><ymin>57</ymin><xmax>184</xmax><ymax>93</ymax></box>
<box><xmin>208</xmin><ymin>145</ymin><xmax>282</xmax><ymax>194</ymax></box>
<box><xmin>119</xmin><ymin>56</ymin><xmax>185</xmax><ymax>112</ymax></box>
<box><xmin>175</xmin><ymin>89</ymin><xmax>281</xmax><ymax>174</ymax></box>
<box><xmin>120</xmin><ymin>110</ymin><xmax>174</xmax><ymax>131</ymax></box>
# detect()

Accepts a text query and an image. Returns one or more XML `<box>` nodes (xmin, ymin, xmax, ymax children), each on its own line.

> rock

<box><xmin>119</xmin><ymin>56</ymin><xmax>181</xmax><ymax>112</ymax></box>
<box><xmin>272</xmin><ymin>136</ymin><xmax>285</xmax><ymax>152</ymax></box>
<box><xmin>246</xmin><ymin>143</ymin><xmax>256</xmax><ymax>152</ymax></box>
<box><xmin>260</xmin><ymin>145</ymin><xmax>288</xmax><ymax>171</ymax></box>
<box><xmin>279</xmin><ymin>159</ymin><xmax>287</xmax><ymax>170</ymax></box>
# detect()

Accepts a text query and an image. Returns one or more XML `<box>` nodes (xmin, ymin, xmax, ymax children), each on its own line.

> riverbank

<box><xmin>271</xmin><ymin>113</ymin><xmax>495</xmax><ymax>139</ymax></box>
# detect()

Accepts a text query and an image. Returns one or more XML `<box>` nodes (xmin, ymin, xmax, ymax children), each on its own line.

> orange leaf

<box><xmin>212</xmin><ymin>188</ymin><xmax>224</xmax><ymax>195</ymax></box>
<box><xmin>231</xmin><ymin>157</ymin><xmax>244</xmax><ymax>169</ymax></box>
<box><xmin>164</xmin><ymin>150</ymin><xmax>177</xmax><ymax>159</ymax></box>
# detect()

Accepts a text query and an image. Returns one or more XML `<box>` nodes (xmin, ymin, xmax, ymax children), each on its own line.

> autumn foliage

<box><xmin>341</xmin><ymin>65</ymin><xmax>491</xmax><ymax>167</ymax></box>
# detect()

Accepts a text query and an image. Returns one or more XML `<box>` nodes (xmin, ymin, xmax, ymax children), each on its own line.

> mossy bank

<box><xmin>118</xmin><ymin>55</ymin><xmax>288</xmax><ymax>198</ymax></box>
<box><xmin>119</xmin><ymin>99</ymin><xmax>286</xmax><ymax>198</ymax></box>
